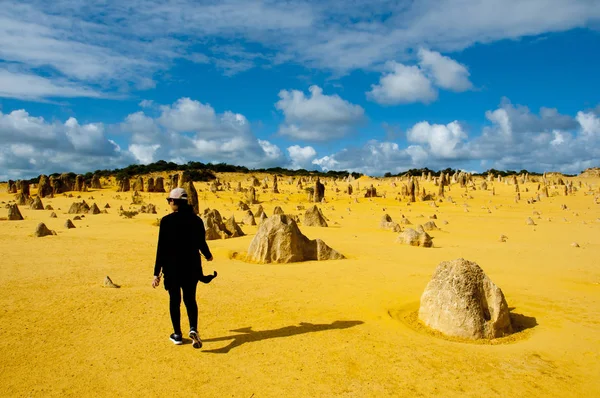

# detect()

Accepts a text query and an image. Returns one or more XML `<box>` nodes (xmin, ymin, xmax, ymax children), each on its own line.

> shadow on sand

<box><xmin>202</xmin><ymin>320</ymin><xmax>364</xmax><ymax>354</ymax></box>
<box><xmin>508</xmin><ymin>307</ymin><xmax>538</xmax><ymax>332</ymax></box>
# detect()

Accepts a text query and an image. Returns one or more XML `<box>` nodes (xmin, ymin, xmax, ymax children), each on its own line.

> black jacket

<box><xmin>153</xmin><ymin>207</ymin><xmax>212</xmax><ymax>283</ymax></box>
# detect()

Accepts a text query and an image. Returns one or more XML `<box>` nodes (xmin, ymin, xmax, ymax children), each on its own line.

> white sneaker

<box><xmin>189</xmin><ymin>329</ymin><xmax>202</xmax><ymax>349</ymax></box>
<box><xmin>169</xmin><ymin>333</ymin><xmax>183</xmax><ymax>345</ymax></box>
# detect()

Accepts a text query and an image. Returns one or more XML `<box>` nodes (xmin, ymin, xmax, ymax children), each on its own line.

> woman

<box><xmin>152</xmin><ymin>187</ymin><xmax>216</xmax><ymax>348</ymax></box>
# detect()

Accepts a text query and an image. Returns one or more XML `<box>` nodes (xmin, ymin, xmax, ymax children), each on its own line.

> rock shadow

<box><xmin>509</xmin><ymin>307</ymin><xmax>538</xmax><ymax>332</ymax></box>
<box><xmin>202</xmin><ymin>320</ymin><xmax>364</xmax><ymax>354</ymax></box>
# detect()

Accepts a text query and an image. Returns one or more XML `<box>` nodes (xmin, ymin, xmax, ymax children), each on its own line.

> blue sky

<box><xmin>1</xmin><ymin>0</ymin><xmax>599</xmax><ymax>180</ymax></box>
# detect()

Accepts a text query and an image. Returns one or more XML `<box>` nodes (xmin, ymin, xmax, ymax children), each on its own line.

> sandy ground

<box><xmin>1</xmin><ymin>174</ymin><xmax>599</xmax><ymax>397</ymax></box>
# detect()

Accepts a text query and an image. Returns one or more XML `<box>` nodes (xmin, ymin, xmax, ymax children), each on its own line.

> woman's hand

<box><xmin>152</xmin><ymin>275</ymin><xmax>160</xmax><ymax>288</ymax></box>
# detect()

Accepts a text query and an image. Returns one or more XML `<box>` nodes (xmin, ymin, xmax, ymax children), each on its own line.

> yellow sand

<box><xmin>1</xmin><ymin>174</ymin><xmax>599</xmax><ymax>397</ymax></box>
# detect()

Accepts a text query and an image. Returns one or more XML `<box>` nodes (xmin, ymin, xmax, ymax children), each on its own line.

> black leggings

<box><xmin>167</xmin><ymin>280</ymin><xmax>198</xmax><ymax>335</ymax></box>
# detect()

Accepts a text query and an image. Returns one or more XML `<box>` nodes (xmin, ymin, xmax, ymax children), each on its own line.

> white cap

<box><xmin>168</xmin><ymin>187</ymin><xmax>188</xmax><ymax>199</ymax></box>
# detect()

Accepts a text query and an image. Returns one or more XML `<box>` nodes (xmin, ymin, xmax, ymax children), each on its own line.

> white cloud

<box><xmin>312</xmin><ymin>156</ymin><xmax>338</xmax><ymax>172</ymax></box>
<box><xmin>368</xmin><ymin>49</ymin><xmax>474</xmax><ymax>105</ymax></box>
<box><xmin>417</xmin><ymin>48</ymin><xmax>473</xmax><ymax>91</ymax></box>
<box><xmin>158</xmin><ymin>98</ymin><xmax>217</xmax><ymax>133</ymax></box>
<box><xmin>576</xmin><ymin>111</ymin><xmax>600</xmax><ymax>138</ymax></box>
<box><xmin>287</xmin><ymin>145</ymin><xmax>317</xmax><ymax>169</ymax></box>
<box><xmin>64</xmin><ymin>117</ymin><xmax>118</xmax><ymax>155</ymax></box>
<box><xmin>129</xmin><ymin>143</ymin><xmax>161</xmax><ymax>164</ymax></box>
<box><xmin>259</xmin><ymin>140</ymin><xmax>284</xmax><ymax>162</ymax></box>
<box><xmin>309</xmin><ymin>140</ymin><xmax>417</xmax><ymax>176</ymax></box>
<box><xmin>120</xmin><ymin>97</ymin><xmax>287</xmax><ymax>169</ymax></box>
<box><xmin>466</xmin><ymin>101</ymin><xmax>600</xmax><ymax>172</ymax></box>
<box><xmin>0</xmin><ymin>69</ymin><xmax>102</xmax><ymax>100</ymax></box>
<box><xmin>367</xmin><ymin>62</ymin><xmax>437</xmax><ymax>105</ymax></box>
<box><xmin>309</xmin><ymin>99</ymin><xmax>600</xmax><ymax>175</ymax></box>
<box><xmin>276</xmin><ymin>85</ymin><xmax>364</xmax><ymax>141</ymax></box>
<box><xmin>406</xmin><ymin>121</ymin><xmax>468</xmax><ymax>158</ymax></box>
<box><xmin>1</xmin><ymin>1</ymin><xmax>599</xmax><ymax>100</ymax></box>
<box><xmin>139</xmin><ymin>99</ymin><xmax>154</xmax><ymax>108</ymax></box>
<box><xmin>2</xmin><ymin>95</ymin><xmax>599</xmax><ymax>180</ymax></box>
<box><xmin>0</xmin><ymin>109</ymin><xmax>129</xmax><ymax>180</ymax></box>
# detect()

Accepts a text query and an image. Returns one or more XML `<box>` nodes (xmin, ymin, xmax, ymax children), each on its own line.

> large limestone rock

<box><xmin>91</xmin><ymin>174</ymin><xmax>102</xmax><ymax>189</ymax></box>
<box><xmin>154</xmin><ymin>177</ymin><xmax>166</xmax><ymax>193</ymax></box>
<box><xmin>166</xmin><ymin>174</ymin><xmax>177</xmax><ymax>191</ymax></box>
<box><xmin>272</xmin><ymin>175</ymin><xmax>279</xmax><ymax>194</ymax></box>
<box><xmin>408</xmin><ymin>179</ymin><xmax>416</xmax><ymax>202</ymax></box>
<box><xmin>18</xmin><ymin>180</ymin><xmax>31</xmax><ymax>196</ymax></box>
<box><xmin>35</xmin><ymin>223</ymin><xmax>56</xmax><ymax>237</ymax></box>
<box><xmin>15</xmin><ymin>192</ymin><xmax>28</xmax><ymax>206</ymax></box>
<box><xmin>314</xmin><ymin>178</ymin><xmax>325</xmax><ymax>203</ymax></box>
<box><xmin>243</xmin><ymin>210</ymin><xmax>256</xmax><ymax>226</ymax></box>
<box><xmin>396</xmin><ymin>228</ymin><xmax>433</xmax><ymax>247</ymax></box>
<box><xmin>74</xmin><ymin>175</ymin><xmax>85</xmax><ymax>192</ymax></box>
<box><xmin>303</xmin><ymin>205</ymin><xmax>328</xmax><ymax>227</ymax></box>
<box><xmin>7</xmin><ymin>180</ymin><xmax>16</xmax><ymax>193</ymax></box>
<box><xmin>380</xmin><ymin>214</ymin><xmax>401</xmax><ymax>232</ymax></box>
<box><xmin>224</xmin><ymin>216</ymin><xmax>245</xmax><ymax>237</ymax></box>
<box><xmin>146</xmin><ymin>177</ymin><xmax>155</xmax><ymax>193</ymax></box>
<box><xmin>88</xmin><ymin>203</ymin><xmax>101</xmax><ymax>214</ymax></box>
<box><xmin>246</xmin><ymin>187</ymin><xmax>257</xmax><ymax>204</ymax></box>
<box><xmin>117</xmin><ymin>177</ymin><xmax>130</xmax><ymax>192</ymax></box>
<box><xmin>273</xmin><ymin>206</ymin><xmax>285</xmax><ymax>215</ymax></box>
<box><xmin>183</xmin><ymin>182</ymin><xmax>199</xmax><ymax>214</ymax></box>
<box><xmin>59</xmin><ymin>173</ymin><xmax>75</xmax><ymax>192</ymax></box>
<box><xmin>255</xmin><ymin>205</ymin><xmax>265</xmax><ymax>218</ymax></box>
<box><xmin>178</xmin><ymin>171</ymin><xmax>190</xmax><ymax>187</ymax></box>
<box><xmin>132</xmin><ymin>176</ymin><xmax>144</xmax><ymax>192</ymax></box>
<box><xmin>258</xmin><ymin>212</ymin><xmax>268</xmax><ymax>225</ymax></box>
<box><xmin>7</xmin><ymin>204</ymin><xmax>23</xmax><ymax>220</ymax></box>
<box><xmin>64</xmin><ymin>219</ymin><xmax>76</xmax><ymax>229</ymax></box>
<box><xmin>418</xmin><ymin>258</ymin><xmax>513</xmax><ymax>339</ymax></box>
<box><xmin>202</xmin><ymin>209</ymin><xmax>231</xmax><ymax>240</ymax></box>
<box><xmin>364</xmin><ymin>185</ymin><xmax>377</xmax><ymax>198</ymax></box>
<box><xmin>69</xmin><ymin>201</ymin><xmax>90</xmax><ymax>214</ymax></box>
<box><xmin>38</xmin><ymin>175</ymin><xmax>54</xmax><ymax>198</ymax></box>
<box><xmin>422</xmin><ymin>221</ymin><xmax>439</xmax><ymax>231</ymax></box>
<box><xmin>30</xmin><ymin>196</ymin><xmax>44</xmax><ymax>210</ymax></box>
<box><xmin>247</xmin><ymin>215</ymin><xmax>344</xmax><ymax>263</ymax></box>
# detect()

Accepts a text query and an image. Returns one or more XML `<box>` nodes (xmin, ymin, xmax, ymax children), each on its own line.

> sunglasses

<box><xmin>166</xmin><ymin>198</ymin><xmax>174</xmax><ymax>203</ymax></box>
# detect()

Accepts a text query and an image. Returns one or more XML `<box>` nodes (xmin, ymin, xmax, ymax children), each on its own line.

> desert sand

<box><xmin>1</xmin><ymin>173</ymin><xmax>599</xmax><ymax>397</ymax></box>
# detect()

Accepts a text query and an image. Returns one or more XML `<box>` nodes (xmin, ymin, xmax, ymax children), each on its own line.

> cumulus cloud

<box><xmin>311</xmin><ymin>99</ymin><xmax>600</xmax><ymax>175</ymax></box>
<box><xmin>0</xmin><ymin>109</ymin><xmax>127</xmax><ymax>180</ymax></box>
<box><xmin>576</xmin><ymin>111</ymin><xmax>600</xmax><ymax>138</ymax></box>
<box><xmin>287</xmin><ymin>145</ymin><xmax>317</xmax><ymax>169</ymax></box>
<box><xmin>0</xmin><ymin>96</ymin><xmax>289</xmax><ymax>179</ymax></box>
<box><xmin>3</xmin><ymin>95</ymin><xmax>599</xmax><ymax>180</ymax></box>
<box><xmin>367</xmin><ymin>62</ymin><xmax>437</xmax><ymax>105</ymax></box>
<box><xmin>310</xmin><ymin>141</ymin><xmax>417</xmax><ymax>176</ymax></box>
<box><xmin>276</xmin><ymin>85</ymin><xmax>364</xmax><ymax>141</ymax></box>
<box><xmin>417</xmin><ymin>48</ymin><xmax>472</xmax><ymax>92</ymax></box>
<box><xmin>464</xmin><ymin>100</ymin><xmax>600</xmax><ymax>172</ymax></box>
<box><xmin>368</xmin><ymin>50</ymin><xmax>474</xmax><ymax>105</ymax></box>
<box><xmin>120</xmin><ymin>97</ymin><xmax>286</xmax><ymax>168</ymax></box>
<box><xmin>406</xmin><ymin>121</ymin><xmax>468</xmax><ymax>158</ymax></box>
<box><xmin>158</xmin><ymin>98</ymin><xmax>217</xmax><ymax>133</ymax></box>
